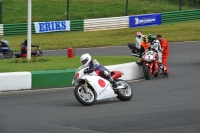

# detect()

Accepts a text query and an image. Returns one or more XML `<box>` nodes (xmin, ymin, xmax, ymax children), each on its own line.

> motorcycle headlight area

<box><xmin>144</xmin><ymin>56</ymin><xmax>153</xmax><ymax>62</ymax></box>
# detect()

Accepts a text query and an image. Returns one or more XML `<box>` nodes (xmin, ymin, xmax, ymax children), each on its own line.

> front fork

<box><xmin>146</xmin><ymin>61</ymin><xmax>159</xmax><ymax>75</ymax></box>
<box><xmin>152</xmin><ymin>61</ymin><xmax>159</xmax><ymax>75</ymax></box>
<box><xmin>81</xmin><ymin>81</ymin><xmax>88</xmax><ymax>93</ymax></box>
<box><xmin>146</xmin><ymin>63</ymin><xmax>153</xmax><ymax>74</ymax></box>
<box><xmin>80</xmin><ymin>81</ymin><xmax>97</xmax><ymax>99</ymax></box>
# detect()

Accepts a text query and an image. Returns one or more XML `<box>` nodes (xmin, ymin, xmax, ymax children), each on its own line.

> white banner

<box><xmin>34</xmin><ymin>21</ymin><xmax>70</xmax><ymax>33</ymax></box>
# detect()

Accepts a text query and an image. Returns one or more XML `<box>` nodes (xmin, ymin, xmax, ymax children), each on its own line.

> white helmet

<box><xmin>80</xmin><ymin>53</ymin><xmax>92</xmax><ymax>67</ymax></box>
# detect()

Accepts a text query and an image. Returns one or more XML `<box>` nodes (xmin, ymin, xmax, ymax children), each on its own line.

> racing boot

<box><xmin>159</xmin><ymin>63</ymin><xmax>168</xmax><ymax>77</ymax></box>
<box><xmin>163</xmin><ymin>70</ymin><xmax>169</xmax><ymax>78</ymax></box>
<box><xmin>112</xmin><ymin>80</ymin><xmax>119</xmax><ymax>91</ymax></box>
<box><xmin>109</xmin><ymin>78</ymin><xmax>119</xmax><ymax>91</ymax></box>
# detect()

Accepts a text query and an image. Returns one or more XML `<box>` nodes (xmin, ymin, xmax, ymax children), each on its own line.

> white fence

<box><xmin>84</xmin><ymin>16</ymin><xmax>129</xmax><ymax>32</ymax></box>
<box><xmin>0</xmin><ymin>24</ymin><xmax>3</xmax><ymax>36</ymax></box>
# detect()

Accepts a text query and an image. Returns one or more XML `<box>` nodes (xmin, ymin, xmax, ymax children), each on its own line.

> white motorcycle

<box><xmin>72</xmin><ymin>65</ymin><xmax>133</xmax><ymax>106</ymax></box>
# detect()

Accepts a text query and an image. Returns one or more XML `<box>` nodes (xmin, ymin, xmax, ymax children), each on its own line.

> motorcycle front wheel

<box><xmin>142</xmin><ymin>63</ymin><xmax>151</xmax><ymax>80</ymax></box>
<box><xmin>74</xmin><ymin>84</ymin><xmax>96</xmax><ymax>106</ymax></box>
<box><xmin>3</xmin><ymin>50</ymin><xmax>13</xmax><ymax>58</ymax></box>
<box><xmin>115</xmin><ymin>79</ymin><xmax>133</xmax><ymax>101</ymax></box>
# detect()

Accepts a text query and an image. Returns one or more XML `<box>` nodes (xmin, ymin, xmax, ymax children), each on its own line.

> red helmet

<box><xmin>136</xmin><ymin>31</ymin><xmax>142</xmax><ymax>36</ymax></box>
<box><xmin>136</xmin><ymin>32</ymin><xmax>142</xmax><ymax>37</ymax></box>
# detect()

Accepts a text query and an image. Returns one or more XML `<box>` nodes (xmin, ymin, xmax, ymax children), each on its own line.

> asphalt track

<box><xmin>0</xmin><ymin>42</ymin><xmax>200</xmax><ymax>133</ymax></box>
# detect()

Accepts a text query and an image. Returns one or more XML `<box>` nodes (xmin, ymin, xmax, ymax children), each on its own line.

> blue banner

<box><xmin>129</xmin><ymin>13</ymin><xmax>161</xmax><ymax>28</ymax></box>
<box><xmin>34</xmin><ymin>21</ymin><xmax>70</xmax><ymax>33</ymax></box>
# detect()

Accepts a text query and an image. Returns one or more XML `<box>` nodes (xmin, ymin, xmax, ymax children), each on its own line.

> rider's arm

<box><xmin>84</xmin><ymin>68</ymin><xmax>94</xmax><ymax>74</ymax></box>
<box><xmin>92</xmin><ymin>59</ymin><xmax>100</xmax><ymax>69</ymax></box>
<box><xmin>84</xmin><ymin>59</ymin><xmax>100</xmax><ymax>74</ymax></box>
<box><xmin>141</xmin><ymin>35</ymin><xmax>146</xmax><ymax>38</ymax></box>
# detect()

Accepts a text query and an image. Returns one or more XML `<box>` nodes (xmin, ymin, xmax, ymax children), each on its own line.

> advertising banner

<box><xmin>129</xmin><ymin>13</ymin><xmax>161</xmax><ymax>28</ymax></box>
<box><xmin>34</xmin><ymin>21</ymin><xmax>70</xmax><ymax>33</ymax></box>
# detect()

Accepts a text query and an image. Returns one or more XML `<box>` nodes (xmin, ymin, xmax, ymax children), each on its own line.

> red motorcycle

<box><xmin>14</xmin><ymin>46</ymin><xmax>44</xmax><ymax>58</ymax></box>
<box><xmin>141</xmin><ymin>49</ymin><xmax>159</xmax><ymax>80</ymax></box>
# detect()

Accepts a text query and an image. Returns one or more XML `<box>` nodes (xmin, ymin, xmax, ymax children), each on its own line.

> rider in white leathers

<box><xmin>128</xmin><ymin>31</ymin><xmax>146</xmax><ymax>56</ymax></box>
<box><xmin>135</xmin><ymin>31</ymin><xmax>145</xmax><ymax>50</ymax></box>
<box><xmin>80</xmin><ymin>53</ymin><xmax>119</xmax><ymax>90</ymax></box>
<box><xmin>149</xmin><ymin>35</ymin><xmax>163</xmax><ymax>63</ymax></box>
<box><xmin>148</xmin><ymin>34</ymin><xmax>168</xmax><ymax>76</ymax></box>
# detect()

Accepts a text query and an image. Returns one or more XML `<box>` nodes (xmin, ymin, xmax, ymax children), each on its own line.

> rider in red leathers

<box><xmin>21</xmin><ymin>39</ymin><xmax>39</xmax><ymax>57</ymax></box>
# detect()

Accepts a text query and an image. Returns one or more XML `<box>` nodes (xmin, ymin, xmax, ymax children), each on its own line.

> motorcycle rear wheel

<box><xmin>3</xmin><ymin>50</ymin><xmax>13</xmax><ymax>58</ymax></box>
<box><xmin>74</xmin><ymin>84</ymin><xmax>96</xmax><ymax>106</ymax></box>
<box><xmin>115</xmin><ymin>79</ymin><xmax>133</xmax><ymax>101</ymax></box>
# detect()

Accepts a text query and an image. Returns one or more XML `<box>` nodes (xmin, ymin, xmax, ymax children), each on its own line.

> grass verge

<box><xmin>3</xmin><ymin>20</ymin><xmax>200</xmax><ymax>52</ymax></box>
<box><xmin>0</xmin><ymin>56</ymin><xmax>138</xmax><ymax>73</ymax></box>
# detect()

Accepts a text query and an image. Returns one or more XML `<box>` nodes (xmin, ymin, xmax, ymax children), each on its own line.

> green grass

<box><xmin>3</xmin><ymin>0</ymin><xmax>196</xmax><ymax>24</ymax></box>
<box><xmin>0</xmin><ymin>56</ymin><xmax>138</xmax><ymax>72</ymax></box>
<box><xmin>3</xmin><ymin>20</ymin><xmax>200</xmax><ymax>52</ymax></box>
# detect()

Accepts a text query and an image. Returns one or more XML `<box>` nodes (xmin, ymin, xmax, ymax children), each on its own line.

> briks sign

<box><xmin>34</xmin><ymin>21</ymin><xmax>70</xmax><ymax>33</ymax></box>
<box><xmin>129</xmin><ymin>13</ymin><xmax>161</xmax><ymax>28</ymax></box>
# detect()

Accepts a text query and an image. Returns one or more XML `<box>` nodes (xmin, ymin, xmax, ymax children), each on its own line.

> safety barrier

<box><xmin>2</xmin><ymin>20</ymin><xmax>84</xmax><ymax>36</ymax></box>
<box><xmin>3</xmin><ymin>23</ymin><xmax>35</xmax><ymax>36</ymax></box>
<box><xmin>70</xmin><ymin>20</ymin><xmax>84</xmax><ymax>31</ymax></box>
<box><xmin>1</xmin><ymin>9</ymin><xmax>200</xmax><ymax>35</ymax></box>
<box><xmin>84</xmin><ymin>16</ymin><xmax>129</xmax><ymax>32</ymax></box>
<box><xmin>31</xmin><ymin>69</ymin><xmax>76</xmax><ymax>89</ymax></box>
<box><xmin>0</xmin><ymin>62</ymin><xmax>144</xmax><ymax>91</ymax></box>
<box><xmin>0</xmin><ymin>72</ymin><xmax>31</xmax><ymax>91</ymax></box>
<box><xmin>161</xmin><ymin>9</ymin><xmax>200</xmax><ymax>23</ymax></box>
<box><xmin>0</xmin><ymin>24</ymin><xmax>3</xmax><ymax>36</ymax></box>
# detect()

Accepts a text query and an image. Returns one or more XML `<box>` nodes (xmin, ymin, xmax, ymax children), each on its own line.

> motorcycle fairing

<box><xmin>80</xmin><ymin>74</ymin><xmax>117</xmax><ymax>100</ymax></box>
<box><xmin>152</xmin><ymin>61</ymin><xmax>159</xmax><ymax>75</ymax></box>
<box><xmin>1</xmin><ymin>47</ymin><xmax>8</xmax><ymax>50</ymax></box>
<box><xmin>146</xmin><ymin>63</ymin><xmax>153</xmax><ymax>73</ymax></box>
<box><xmin>111</xmin><ymin>71</ymin><xmax>122</xmax><ymax>80</ymax></box>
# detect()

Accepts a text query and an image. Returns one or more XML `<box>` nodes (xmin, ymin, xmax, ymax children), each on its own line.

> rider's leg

<box><xmin>100</xmin><ymin>70</ymin><xmax>118</xmax><ymax>89</ymax></box>
<box><xmin>158</xmin><ymin>53</ymin><xmax>168</xmax><ymax>77</ymax></box>
<box><xmin>162</xmin><ymin>55</ymin><xmax>169</xmax><ymax>74</ymax></box>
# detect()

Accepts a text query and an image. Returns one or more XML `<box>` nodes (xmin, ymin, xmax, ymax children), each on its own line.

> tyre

<box><xmin>14</xmin><ymin>52</ymin><xmax>22</xmax><ymax>58</ymax></box>
<box><xmin>115</xmin><ymin>79</ymin><xmax>133</xmax><ymax>101</ymax></box>
<box><xmin>142</xmin><ymin>63</ymin><xmax>147</xmax><ymax>77</ymax></box>
<box><xmin>74</xmin><ymin>84</ymin><xmax>96</xmax><ymax>106</ymax></box>
<box><xmin>142</xmin><ymin>64</ymin><xmax>151</xmax><ymax>80</ymax></box>
<box><xmin>3</xmin><ymin>50</ymin><xmax>13</xmax><ymax>58</ymax></box>
<box><xmin>154</xmin><ymin>73</ymin><xmax>158</xmax><ymax>77</ymax></box>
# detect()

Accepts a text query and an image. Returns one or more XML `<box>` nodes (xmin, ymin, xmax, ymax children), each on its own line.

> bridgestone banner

<box><xmin>34</xmin><ymin>21</ymin><xmax>70</xmax><ymax>33</ymax></box>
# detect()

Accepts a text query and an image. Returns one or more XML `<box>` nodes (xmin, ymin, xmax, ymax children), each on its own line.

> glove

<box><xmin>83</xmin><ymin>68</ymin><xmax>89</xmax><ymax>74</ymax></box>
<box><xmin>84</xmin><ymin>68</ymin><xmax>94</xmax><ymax>74</ymax></box>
